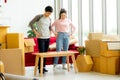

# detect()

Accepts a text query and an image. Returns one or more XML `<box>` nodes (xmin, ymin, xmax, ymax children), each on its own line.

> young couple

<box><xmin>29</xmin><ymin>6</ymin><xmax>75</xmax><ymax>73</ymax></box>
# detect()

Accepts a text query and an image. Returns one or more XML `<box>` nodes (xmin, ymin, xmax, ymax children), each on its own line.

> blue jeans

<box><xmin>53</xmin><ymin>32</ymin><xmax>69</xmax><ymax>65</ymax></box>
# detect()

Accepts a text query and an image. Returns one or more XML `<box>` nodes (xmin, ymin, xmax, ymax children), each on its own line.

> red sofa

<box><xmin>25</xmin><ymin>37</ymin><xmax>79</xmax><ymax>66</ymax></box>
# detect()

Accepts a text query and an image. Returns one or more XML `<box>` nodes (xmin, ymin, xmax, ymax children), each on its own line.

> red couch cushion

<box><xmin>50</xmin><ymin>37</ymin><xmax>56</xmax><ymax>44</ymax></box>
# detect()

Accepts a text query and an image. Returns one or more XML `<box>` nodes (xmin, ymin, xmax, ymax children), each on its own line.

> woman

<box><xmin>51</xmin><ymin>8</ymin><xmax>75</xmax><ymax>70</ymax></box>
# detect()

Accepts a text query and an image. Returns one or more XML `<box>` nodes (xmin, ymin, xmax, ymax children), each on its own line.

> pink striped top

<box><xmin>51</xmin><ymin>19</ymin><xmax>76</xmax><ymax>35</ymax></box>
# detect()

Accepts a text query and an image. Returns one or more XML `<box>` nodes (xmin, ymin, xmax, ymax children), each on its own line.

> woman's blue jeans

<box><xmin>53</xmin><ymin>32</ymin><xmax>69</xmax><ymax>65</ymax></box>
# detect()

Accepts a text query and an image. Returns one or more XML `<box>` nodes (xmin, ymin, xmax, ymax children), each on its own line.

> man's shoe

<box><xmin>43</xmin><ymin>68</ymin><xmax>48</xmax><ymax>72</ymax></box>
<box><xmin>38</xmin><ymin>69</ymin><xmax>45</xmax><ymax>74</ymax></box>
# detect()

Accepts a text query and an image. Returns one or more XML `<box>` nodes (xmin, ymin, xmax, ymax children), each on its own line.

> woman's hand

<box><xmin>54</xmin><ymin>33</ymin><xmax>58</xmax><ymax>38</ymax></box>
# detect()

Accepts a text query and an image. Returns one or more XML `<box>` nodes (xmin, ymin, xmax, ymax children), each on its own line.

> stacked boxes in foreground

<box><xmin>0</xmin><ymin>33</ymin><xmax>25</xmax><ymax>75</ymax></box>
<box><xmin>85</xmin><ymin>33</ymin><xmax>120</xmax><ymax>75</ymax></box>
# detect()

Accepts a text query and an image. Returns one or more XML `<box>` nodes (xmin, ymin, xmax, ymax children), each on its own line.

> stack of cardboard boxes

<box><xmin>6</xmin><ymin>33</ymin><xmax>25</xmax><ymax>75</ymax></box>
<box><xmin>0</xmin><ymin>26</ymin><xmax>25</xmax><ymax>75</ymax></box>
<box><xmin>85</xmin><ymin>32</ymin><xmax>120</xmax><ymax>75</ymax></box>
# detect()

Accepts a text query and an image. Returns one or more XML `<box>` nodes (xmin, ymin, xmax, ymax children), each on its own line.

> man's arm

<box><xmin>29</xmin><ymin>15</ymin><xmax>41</xmax><ymax>30</ymax></box>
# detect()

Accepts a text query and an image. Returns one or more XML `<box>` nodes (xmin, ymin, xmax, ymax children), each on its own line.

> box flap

<box><xmin>24</xmin><ymin>39</ymin><xmax>35</xmax><ymax>46</ymax></box>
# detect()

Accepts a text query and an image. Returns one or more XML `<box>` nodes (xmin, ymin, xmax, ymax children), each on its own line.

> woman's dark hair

<box><xmin>59</xmin><ymin>8</ymin><xmax>67</xmax><ymax>19</ymax></box>
<box><xmin>45</xmin><ymin>6</ymin><xmax>53</xmax><ymax>12</ymax></box>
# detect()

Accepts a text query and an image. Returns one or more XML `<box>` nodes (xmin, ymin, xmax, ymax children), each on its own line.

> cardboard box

<box><xmin>92</xmin><ymin>57</ymin><xmax>100</xmax><ymax>72</ymax></box>
<box><xmin>100</xmin><ymin>41</ymin><xmax>120</xmax><ymax>57</ymax></box>
<box><xmin>85</xmin><ymin>40</ymin><xmax>120</xmax><ymax>57</ymax></box>
<box><xmin>0</xmin><ymin>49</ymin><xmax>25</xmax><ymax>75</ymax></box>
<box><xmin>6</xmin><ymin>33</ymin><xmax>25</xmax><ymax>73</ymax></box>
<box><xmin>76</xmin><ymin>55</ymin><xmax>93</xmax><ymax>72</ymax></box>
<box><xmin>6</xmin><ymin>33</ymin><xmax>24</xmax><ymax>49</ymax></box>
<box><xmin>6</xmin><ymin>33</ymin><xmax>24</xmax><ymax>48</ymax></box>
<box><xmin>0</xmin><ymin>26</ymin><xmax>9</xmax><ymax>43</ymax></box>
<box><xmin>100</xmin><ymin>56</ymin><xmax>120</xmax><ymax>75</ymax></box>
<box><xmin>24</xmin><ymin>39</ymin><xmax>35</xmax><ymax>53</ymax></box>
<box><xmin>88</xmin><ymin>32</ymin><xmax>103</xmax><ymax>40</ymax></box>
<box><xmin>85</xmin><ymin>40</ymin><xmax>101</xmax><ymax>57</ymax></box>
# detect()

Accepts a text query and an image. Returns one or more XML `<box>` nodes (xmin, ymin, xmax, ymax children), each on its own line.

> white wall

<box><xmin>0</xmin><ymin>0</ymin><xmax>54</xmax><ymax>37</ymax></box>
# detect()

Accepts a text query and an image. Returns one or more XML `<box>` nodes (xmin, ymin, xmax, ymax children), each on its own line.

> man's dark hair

<box><xmin>45</xmin><ymin>6</ymin><xmax>53</xmax><ymax>12</ymax></box>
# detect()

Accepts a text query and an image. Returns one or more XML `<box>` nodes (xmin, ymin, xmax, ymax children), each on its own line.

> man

<box><xmin>29</xmin><ymin>6</ymin><xmax>53</xmax><ymax>73</ymax></box>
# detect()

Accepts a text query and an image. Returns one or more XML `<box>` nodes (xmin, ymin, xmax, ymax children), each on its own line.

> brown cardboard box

<box><xmin>85</xmin><ymin>40</ymin><xmax>120</xmax><ymax>57</ymax></box>
<box><xmin>6</xmin><ymin>33</ymin><xmax>24</xmax><ymax>49</ymax></box>
<box><xmin>88</xmin><ymin>32</ymin><xmax>103</xmax><ymax>40</ymax></box>
<box><xmin>100</xmin><ymin>41</ymin><xmax>120</xmax><ymax>57</ymax></box>
<box><xmin>92</xmin><ymin>57</ymin><xmax>100</xmax><ymax>72</ymax></box>
<box><xmin>0</xmin><ymin>49</ymin><xmax>25</xmax><ymax>75</ymax></box>
<box><xmin>85</xmin><ymin>40</ymin><xmax>101</xmax><ymax>57</ymax></box>
<box><xmin>6</xmin><ymin>33</ymin><xmax>25</xmax><ymax>71</ymax></box>
<box><xmin>100</xmin><ymin>56</ymin><xmax>120</xmax><ymax>75</ymax></box>
<box><xmin>0</xmin><ymin>26</ymin><xmax>9</xmax><ymax>43</ymax></box>
<box><xmin>76</xmin><ymin>55</ymin><xmax>93</xmax><ymax>72</ymax></box>
<box><xmin>24</xmin><ymin>39</ymin><xmax>35</xmax><ymax>53</ymax></box>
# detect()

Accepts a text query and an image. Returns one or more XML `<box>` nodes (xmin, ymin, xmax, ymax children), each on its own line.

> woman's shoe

<box><xmin>62</xmin><ymin>64</ymin><xmax>67</xmax><ymax>70</ymax></box>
